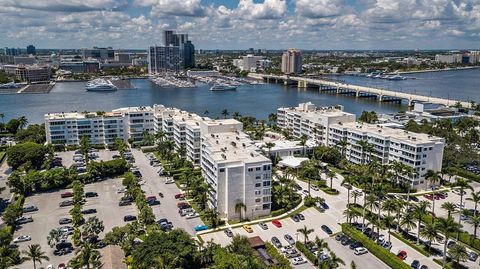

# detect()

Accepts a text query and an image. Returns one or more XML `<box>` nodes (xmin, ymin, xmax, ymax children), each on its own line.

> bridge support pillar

<box><xmin>379</xmin><ymin>95</ymin><xmax>384</xmax><ymax>102</ymax></box>
<box><xmin>298</xmin><ymin>80</ymin><xmax>307</xmax><ymax>88</ymax></box>
<box><xmin>408</xmin><ymin>99</ymin><xmax>413</xmax><ymax>106</ymax></box>
<box><xmin>336</xmin><ymin>86</ymin><xmax>340</xmax><ymax>94</ymax></box>
<box><xmin>356</xmin><ymin>90</ymin><xmax>360</xmax><ymax>97</ymax></box>
<box><xmin>266</xmin><ymin>77</ymin><xmax>269</xmax><ymax>83</ymax></box>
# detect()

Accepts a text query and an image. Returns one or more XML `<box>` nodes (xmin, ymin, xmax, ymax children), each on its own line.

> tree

<box><xmin>235</xmin><ymin>200</ymin><xmax>246</xmax><ymax>221</ymax></box>
<box><xmin>221</xmin><ymin>109</ymin><xmax>229</xmax><ymax>119</ymax></box>
<box><xmin>268</xmin><ymin>113</ymin><xmax>277</xmax><ymax>127</ymax></box>
<box><xmin>420</xmin><ymin>222</ymin><xmax>438</xmax><ymax>253</ymax></box>
<box><xmin>327</xmin><ymin>252</ymin><xmax>345</xmax><ymax>268</ymax></box>
<box><xmin>18</xmin><ymin>116</ymin><xmax>28</xmax><ymax>129</ymax></box>
<box><xmin>448</xmin><ymin>244</ymin><xmax>468</xmax><ymax>268</ymax></box>
<box><xmin>467</xmin><ymin>191</ymin><xmax>480</xmax><ymax>218</ymax></box>
<box><xmin>79</xmin><ymin>135</ymin><xmax>91</xmax><ymax>163</ymax></box>
<box><xmin>341</xmin><ymin>176</ymin><xmax>355</xmax><ymax>206</ymax></box>
<box><xmin>5</xmin><ymin>118</ymin><xmax>20</xmax><ymax>134</ymax></box>
<box><xmin>204</xmin><ymin>209</ymin><xmax>220</xmax><ymax>228</ymax></box>
<box><xmin>383</xmin><ymin>216</ymin><xmax>396</xmax><ymax>243</ymax></box>
<box><xmin>6</xmin><ymin>142</ymin><xmax>48</xmax><ymax>170</ymax></box>
<box><xmin>47</xmin><ymin>228</ymin><xmax>62</xmax><ymax>248</ymax></box>
<box><xmin>22</xmin><ymin>244</ymin><xmax>49</xmax><ymax>269</ymax></box>
<box><xmin>297</xmin><ymin>225</ymin><xmax>314</xmax><ymax>244</ymax></box>
<box><xmin>400</xmin><ymin>211</ymin><xmax>416</xmax><ymax>234</ymax></box>
<box><xmin>69</xmin><ymin>242</ymin><xmax>101</xmax><ymax>269</ymax></box>
<box><xmin>413</xmin><ymin>201</ymin><xmax>431</xmax><ymax>244</ymax></box>
<box><xmin>441</xmin><ymin>202</ymin><xmax>456</xmax><ymax>219</ymax></box>
<box><xmin>336</xmin><ymin>138</ymin><xmax>348</xmax><ymax>157</ymax></box>
<box><xmin>437</xmin><ymin>217</ymin><xmax>461</xmax><ymax>268</ymax></box>
<box><xmin>83</xmin><ymin>216</ymin><xmax>104</xmax><ymax>239</ymax></box>
<box><xmin>327</xmin><ymin>170</ymin><xmax>336</xmax><ymax>190</ymax></box>
<box><xmin>358</xmin><ymin>111</ymin><xmax>378</xmax><ymax>124</ymax></box>
<box><xmin>299</xmin><ymin>134</ymin><xmax>308</xmax><ymax>156</ymax></box>
<box><xmin>263</xmin><ymin>142</ymin><xmax>275</xmax><ymax>160</ymax></box>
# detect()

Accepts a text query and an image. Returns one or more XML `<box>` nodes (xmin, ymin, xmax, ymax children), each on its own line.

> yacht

<box><xmin>210</xmin><ymin>84</ymin><xmax>237</xmax><ymax>91</ymax></box>
<box><xmin>86</xmin><ymin>79</ymin><xmax>117</xmax><ymax>91</ymax></box>
<box><xmin>387</xmin><ymin>74</ymin><xmax>407</xmax><ymax>81</ymax></box>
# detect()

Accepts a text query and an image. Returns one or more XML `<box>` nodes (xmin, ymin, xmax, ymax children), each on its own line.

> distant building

<box><xmin>14</xmin><ymin>56</ymin><xmax>36</xmax><ymax>65</ymax></box>
<box><xmin>131</xmin><ymin>58</ymin><xmax>148</xmax><ymax>66</ymax></box>
<box><xmin>0</xmin><ymin>55</ymin><xmax>14</xmax><ymax>64</ymax></box>
<box><xmin>281</xmin><ymin>48</ymin><xmax>302</xmax><ymax>74</ymax></box>
<box><xmin>232</xmin><ymin>55</ymin><xmax>269</xmax><ymax>72</ymax></box>
<box><xmin>148</xmin><ymin>45</ymin><xmax>182</xmax><ymax>74</ymax></box>
<box><xmin>114</xmin><ymin>52</ymin><xmax>131</xmax><ymax>64</ymax></box>
<box><xmin>435</xmin><ymin>54</ymin><xmax>462</xmax><ymax>64</ymax></box>
<box><xmin>164</xmin><ymin>30</ymin><xmax>188</xmax><ymax>47</ymax></box>
<box><xmin>183</xmin><ymin>41</ymin><xmax>195</xmax><ymax>69</ymax></box>
<box><xmin>81</xmin><ymin>47</ymin><xmax>114</xmax><ymax>61</ymax></box>
<box><xmin>469</xmin><ymin>51</ymin><xmax>480</xmax><ymax>64</ymax></box>
<box><xmin>59</xmin><ymin>61</ymin><xmax>100</xmax><ymax>74</ymax></box>
<box><xmin>26</xmin><ymin>45</ymin><xmax>36</xmax><ymax>55</ymax></box>
<box><xmin>3</xmin><ymin>47</ymin><xmax>21</xmax><ymax>56</ymax></box>
<box><xmin>3</xmin><ymin>64</ymin><xmax>50</xmax><ymax>82</ymax></box>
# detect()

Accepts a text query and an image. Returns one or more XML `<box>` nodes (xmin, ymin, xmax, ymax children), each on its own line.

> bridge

<box><xmin>249</xmin><ymin>73</ymin><xmax>472</xmax><ymax>108</ymax></box>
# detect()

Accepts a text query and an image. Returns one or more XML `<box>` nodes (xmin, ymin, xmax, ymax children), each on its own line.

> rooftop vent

<box><xmin>231</xmin><ymin>141</ymin><xmax>237</xmax><ymax>147</ymax></box>
<box><xmin>221</xmin><ymin>153</ymin><xmax>226</xmax><ymax>160</ymax></box>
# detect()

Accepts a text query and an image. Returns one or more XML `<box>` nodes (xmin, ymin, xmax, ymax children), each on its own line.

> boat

<box><xmin>387</xmin><ymin>74</ymin><xmax>407</xmax><ymax>81</ymax></box>
<box><xmin>210</xmin><ymin>84</ymin><xmax>237</xmax><ymax>91</ymax></box>
<box><xmin>86</xmin><ymin>79</ymin><xmax>117</xmax><ymax>91</ymax></box>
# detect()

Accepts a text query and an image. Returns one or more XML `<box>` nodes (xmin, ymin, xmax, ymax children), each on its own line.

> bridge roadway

<box><xmin>249</xmin><ymin>73</ymin><xmax>472</xmax><ymax>108</ymax></box>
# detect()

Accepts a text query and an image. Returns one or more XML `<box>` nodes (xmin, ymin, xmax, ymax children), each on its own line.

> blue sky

<box><xmin>0</xmin><ymin>0</ymin><xmax>479</xmax><ymax>50</ymax></box>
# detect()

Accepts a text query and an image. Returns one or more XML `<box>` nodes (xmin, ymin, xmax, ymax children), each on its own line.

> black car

<box><xmin>291</xmin><ymin>214</ymin><xmax>300</xmax><ymax>222</ymax></box>
<box><xmin>124</xmin><ymin>215</ymin><xmax>137</xmax><ymax>222</ymax></box>
<box><xmin>335</xmin><ymin>233</ymin><xmax>344</xmax><ymax>241</ymax></box>
<box><xmin>409</xmin><ymin>196</ymin><xmax>419</xmax><ymax>202</ymax></box>
<box><xmin>349</xmin><ymin>241</ymin><xmax>362</xmax><ymax>250</ymax></box>
<box><xmin>54</xmin><ymin>247</ymin><xmax>72</xmax><ymax>256</ymax></box>
<box><xmin>468</xmin><ymin>251</ymin><xmax>478</xmax><ymax>262</ymax></box>
<box><xmin>321</xmin><ymin>225</ymin><xmax>333</xmax><ymax>235</ymax></box>
<box><xmin>55</xmin><ymin>241</ymin><xmax>73</xmax><ymax>250</ymax></box>
<box><xmin>271</xmin><ymin>236</ymin><xmax>282</xmax><ymax>248</ymax></box>
<box><xmin>411</xmin><ymin>260</ymin><xmax>420</xmax><ymax>269</ymax></box>
<box><xmin>341</xmin><ymin>237</ymin><xmax>352</xmax><ymax>246</ymax></box>
<box><xmin>119</xmin><ymin>200</ymin><xmax>132</xmax><ymax>206</ymax></box>
<box><xmin>82</xmin><ymin>209</ymin><xmax>97</xmax><ymax>214</ymax></box>
<box><xmin>298</xmin><ymin>213</ymin><xmax>305</xmax><ymax>220</ymax></box>
<box><xmin>85</xmin><ymin>192</ymin><xmax>98</xmax><ymax>198</ymax></box>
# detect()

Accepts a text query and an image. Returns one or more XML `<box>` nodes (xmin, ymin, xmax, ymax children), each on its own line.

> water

<box><xmin>0</xmin><ymin>69</ymin><xmax>478</xmax><ymax>124</ymax></box>
<box><xmin>333</xmin><ymin>68</ymin><xmax>480</xmax><ymax>102</ymax></box>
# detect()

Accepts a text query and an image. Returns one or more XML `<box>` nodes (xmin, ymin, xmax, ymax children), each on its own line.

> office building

<box><xmin>148</xmin><ymin>45</ymin><xmax>182</xmax><ymax>74</ymax></box>
<box><xmin>232</xmin><ymin>55</ymin><xmax>270</xmax><ymax>72</ymax></box>
<box><xmin>164</xmin><ymin>30</ymin><xmax>188</xmax><ymax>47</ymax></box>
<box><xmin>26</xmin><ymin>45</ymin><xmax>36</xmax><ymax>55</ymax></box>
<box><xmin>81</xmin><ymin>47</ymin><xmax>114</xmax><ymax>61</ymax></box>
<box><xmin>3</xmin><ymin>47</ymin><xmax>21</xmax><ymax>56</ymax></box>
<box><xmin>281</xmin><ymin>48</ymin><xmax>302</xmax><ymax>74</ymax></box>
<box><xmin>277</xmin><ymin>102</ymin><xmax>356</xmax><ymax>145</ymax></box>
<box><xmin>183</xmin><ymin>41</ymin><xmax>195</xmax><ymax>69</ymax></box>
<box><xmin>435</xmin><ymin>54</ymin><xmax>462</xmax><ymax>64</ymax></box>
<box><xmin>114</xmin><ymin>52</ymin><xmax>131</xmax><ymax>64</ymax></box>
<box><xmin>3</xmin><ymin>64</ymin><xmax>50</xmax><ymax>82</ymax></box>
<box><xmin>14</xmin><ymin>56</ymin><xmax>36</xmax><ymax>65</ymax></box>
<box><xmin>59</xmin><ymin>60</ymin><xmax>100</xmax><ymax>74</ymax></box>
<box><xmin>327</xmin><ymin>122</ymin><xmax>444</xmax><ymax>187</ymax></box>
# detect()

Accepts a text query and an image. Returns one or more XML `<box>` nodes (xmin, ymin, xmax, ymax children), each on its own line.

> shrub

<box><xmin>265</xmin><ymin>242</ymin><xmax>292</xmax><ymax>269</ymax></box>
<box><xmin>342</xmin><ymin>224</ymin><xmax>410</xmax><ymax>269</ymax></box>
<box><xmin>87</xmin><ymin>159</ymin><xmax>128</xmax><ymax>179</ymax></box>
<box><xmin>295</xmin><ymin>241</ymin><xmax>318</xmax><ymax>266</ymax></box>
<box><xmin>6</xmin><ymin>142</ymin><xmax>49</xmax><ymax>170</ymax></box>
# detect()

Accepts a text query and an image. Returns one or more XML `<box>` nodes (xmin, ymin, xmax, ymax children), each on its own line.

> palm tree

<box><xmin>22</xmin><ymin>244</ymin><xmax>49</xmax><ymax>269</ymax></box>
<box><xmin>383</xmin><ymin>216</ymin><xmax>396</xmax><ymax>243</ymax></box>
<box><xmin>448</xmin><ymin>244</ymin><xmax>469</xmax><ymax>268</ymax></box>
<box><xmin>420</xmin><ymin>221</ymin><xmax>438</xmax><ymax>253</ymax></box>
<box><xmin>268</xmin><ymin>113</ymin><xmax>277</xmax><ymax>127</ymax></box>
<box><xmin>441</xmin><ymin>202</ymin><xmax>456</xmax><ymax>218</ymax></box>
<box><xmin>467</xmin><ymin>191</ymin><xmax>480</xmax><ymax>218</ymax></box>
<box><xmin>83</xmin><ymin>216</ymin><xmax>104</xmax><ymax>238</ymax></box>
<box><xmin>394</xmin><ymin>199</ymin><xmax>406</xmax><ymax>232</ymax></box>
<box><xmin>341</xmin><ymin>176</ymin><xmax>355</xmax><ymax>206</ymax></box>
<box><xmin>221</xmin><ymin>109</ymin><xmax>229</xmax><ymax>119</ymax></box>
<box><xmin>336</xmin><ymin>138</ymin><xmax>348</xmax><ymax>157</ymax></box>
<box><xmin>232</xmin><ymin>112</ymin><xmax>241</xmax><ymax>119</ymax></box>
<box><xmin>424</xmin><ymin>169</ymin><xmax>440</xmax><ymax>190</ymax></box>
<box><xmin>400</xmin><ymin>211</ymin><xmax>417</xmax><ymax>235</ymax></box>
<box><xmin>357</xmin><ymin>140</ymin><xmax>374</xmax><ymax>164</ymax></box>
<box><xmin>69</xmin><ymin>242</ymin><xmax>101</xmax><ymax>269</ymax></box>
<box><xmin>18</xmin><ymin>116</ymin><xmax>28</xmax><ymax>129</ymax></box>
<box><xmin>204</xmin><ymin>209</ymin><xmax>220</xmax><ymax>228</ymax></box>
<box><xmin>204</xmin><ymin>109</ymin><xmax>209</xmax><ymax>116</ymax></box>
<box><xmin>351</xmin><ymin>190</ymin><xmax>361</xmax><ymax>205</ymax></box>
<box><xmin>437</xmin><ymin>217</ymin><xmax>461</xmax><ymax>268</ymax></box>
<box><xmin>313</xmin><ymin>236</ymin><xmax>330</xmax><ymax>265</ymax></box>
<box><xmin>235</xmin><ymin>200</ymin><xmax>246</xmax><ymax>221</ymax></box>
<box><xmin>299</xmin><ymin>134</ymin><xmax>308</xmax><ymax>156</ymax></box>
<box><xmin>454</xmin><ymin>178</ymin><xmax>472</xmax><ymax>239</ymax></box>
<box><xmin>413</xmin><ymin>201</ymin><xmax>431</xmax><ymax>244</ymax></box>
<box><xmin>327</xmin><ymin>252</ymin><xmax>345</xmax><ymax>268</ymax></box>
<box><xmin>327</xmin><ymin>170</ymin><xmax>336</xmax><ymax>190</ymax></box>
<box><xmin>297</xmin><ymin>225</ymin><xmax>314</xmax><ymax>244</ymax></box>
<box><xmin>263</xmin><ymin>142</ymin><xmax>275</xmax><ymax>160</ymax></box>
<box><xmin>47</xmin><ymin>228</ymin><xmax>62</xmax><ymax>248</ymax></box>
<box><xmin>471</xmin><ymin>215</ymin><xmax>480</xmax><ymax>239</ymax></box>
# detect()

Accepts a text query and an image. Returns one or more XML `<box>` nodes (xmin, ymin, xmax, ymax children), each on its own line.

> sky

<box><xmin>0</xmin><ymin>0</ymin><xmax>479</xmax><ymax>50</ymax></box>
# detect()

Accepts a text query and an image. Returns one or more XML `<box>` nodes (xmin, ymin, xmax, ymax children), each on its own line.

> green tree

<box><xmin>413</xmin><ymin>201</ymin><xmax>431</xmax><ymax>244</ymax></box>
<box><xmin>448</xmin><ymin>244</ymin><xmax>468</xmax><ymax>268</ymax></box>
<box><xmin>47</xmin><ymin>229</ymin><xmax>62</xmax><ymax>248</ymax></box>
<box><xmin>441</xmin><ymin>202</ymin><xmax>456</xmax><ymax>219</ymax></box>
<box><xmin>221</xmin><ymin>109</ymin><xmax>229</xmax><ymax>119</ymax></box>
<box><xmin>235</xmin><ymin>200</ymin><xmax>247</xmax><ymax>221</ymax></box>
<box><xmin>69</xmin><ymin>242</ymin><xmax>101</xmax><ymax>269</ymax></box>
<box><xmin>83</xmin><ymin>216</ymin><xmax>104</xmax><ymax>239</ymax></box>
<box><xmin>6</xmin><ymin>142</ymin><xmax>48</xmax><ymax>170</ymax></box>
<box><xmin>420</xmin><ymin>221</ymin><xmax>438</xmax><ymax>253</ymax></box>
<box><xmin>297</xmin><ymin>225</ymin><xmax>314</xmax><ymax>244</ymax></box>
<box><xmin>22</xmin><ymin>244</ymin><xmax>49</xmax><ymax>269</ymax></box>
<box><xmin>437</xmin><ymin>217</ymin><xmax>461</xmax><ymax>268</ymax></box>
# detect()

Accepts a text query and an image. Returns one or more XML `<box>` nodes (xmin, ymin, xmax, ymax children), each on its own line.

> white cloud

<box><xmin>141</xmin><ymin>0</ymin><xmax>206</xmax><ymax>17</ymax></box>
<box><xmin>295</xmin><ymin>0</ymin><xmax>345</xmax><ymax>18</ymax></box>
<box><xmin>236</xmin><ymin>0</ymin><xmax>287</xmax><ymax>20</ymax></box>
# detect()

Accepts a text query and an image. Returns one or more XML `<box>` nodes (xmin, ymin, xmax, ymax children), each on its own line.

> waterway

<box><xmin>0</xmin><ymin>69</ymin><xmax>478</xmax><ymax>124</ymax></box>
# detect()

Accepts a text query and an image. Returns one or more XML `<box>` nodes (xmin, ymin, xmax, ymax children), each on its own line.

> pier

<box><xmin>249</xmin><ymin>73</ymin><xmax>472</xmax><ymax>108</ymax></box>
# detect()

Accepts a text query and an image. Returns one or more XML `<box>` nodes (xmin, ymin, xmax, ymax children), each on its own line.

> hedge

<box><xmin>265</xmin><ymin>242</ymin><xmax>293</xmax><ymax>269</ymax></box>
<box><xmin>342</xmin><ymin>224</ymin><xmax>410</xmax><ymax>269</ymax></box>
<box><xmin>295</xmin><ymin>241</ymin><xmax>318</xmax><ymax>266</ymax></box>
<box><xmin>0</xmin><ymin>151</ymin><xmax>6</xmax><ymax>163</ymax></box>
<box><xmin>389</xmin><ymin>231</ymin><xmax>430</xmax><ymax>257</ymax></box>
<box><xmin>448</xmin><ymin>167</ymin><xmax>480</xmax><ymax>183</ymax></box>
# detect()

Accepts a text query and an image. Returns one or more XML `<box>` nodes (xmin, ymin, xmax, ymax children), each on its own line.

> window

<box><xmin>248</xmin><ymin>168</ymin><xmax>253</xmax><ymax>172</ymax></box>
<box><xmin>263</xmin><ymin>181</ymin><xmax>271</xmax><ymax>187</ymax></box>
<box><xmin>255</xmin><ymin>183</ymin><xmax>261</xmax><ymax>187</ymax></box>
<box><xmin>219</xmin><ymin>168</ymin><xmax>225</xmax><ymax>173</ymax></box>
<box><xmin>256</xmin><ymin>167</ymin><xmax>261</xmax><ymax>171</ymax></box>
<box><xmin>262</xmin><ymin>204</ymin><xmax>271</xmax><ymax>210</ymax></box>
<box><xmin>255</xmin><ymin>190</ymin><xmax>261</xmax><ymax>195</ymax></box>
<box><xmin>255</xmin><ymin>176</ymin><xmax>261</xmax><ymax>180</ymax></box>
<box><xmin>255</xmin><ymin>198</ymin><xmax>261</xmax><ymax>203</ymax></box>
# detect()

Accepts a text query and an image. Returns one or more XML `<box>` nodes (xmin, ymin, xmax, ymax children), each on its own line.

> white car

<box><xmin>354</xmin><ymin>247</ymin><xmax>368</xmax><ymax>255</ymax></box>
<box><xmin>292</xmin><ymin>257</ymin><xmax>307</xmax><ymax>265</ymax></box>
<box><xmin>13</xmin><ymin>235</ymin><xmax>31</xmax><ymax>243</ymax></box>
<box><xmin>117</xmin><ymin>188</ymin><xmax>126</xmax><ymax>193</ymax></box>
<box><xmin>186</xmin><ymin>212</ymin><xmax>200</xmax><ymax>219</ymax></box>
<box><xmin>280</xmin><ymin>245</ymin><xmax>294</xmax><ymax>253</ymax></box>
<box><xmin>165</xmin><ymin>178</ymin><xmax>174</xmax><ymax>184</ymax></box>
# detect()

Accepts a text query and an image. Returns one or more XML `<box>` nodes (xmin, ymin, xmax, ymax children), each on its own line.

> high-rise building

<box><xmin>183</xmin><ymin>41</ymin><xmax>195</xmax><ymax>69</ymax></box>
<box><xmin>281</xmin><ymin>48</ymin><xmax>302</xmax><ymax>74</ymax></box>
<box><xmin>4</xmin><ymin>47</ymin><xmax>21</xmax><ymax>56</ymax></box>
<box><xmin>148</xmin><ymin>45</ymin><xmax>182</xmax><ymax>74</ymax></box>
<box><xmin>81</xmin><ymin>47</ymin><xmax>114</xmax><ymax>61</ymax></box>
<box><xmin>232</xmin><ymin>55</ymin><xmax>270</xmax><ymax>72</ymax></box>
<box><xmin>26</xmin><ymin>45</ymin><xmax>36</xmax><ymax>55</ymax></box>
<box><xmin>164</xmin><ymin>30</ymin><xmax>176</xmax><ymax>46</ymax></box>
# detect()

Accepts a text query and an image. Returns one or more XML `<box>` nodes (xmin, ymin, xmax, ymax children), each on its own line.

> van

<box><xmin>354</xmin><ymin>247</ymin><xmax>368</xmax><ymax>255</ymax></box>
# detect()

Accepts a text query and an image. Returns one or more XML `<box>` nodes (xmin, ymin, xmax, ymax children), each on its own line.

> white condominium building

<box><xmin>328</xmin><ymin>122</ymin><xmax>445</xmax><ymax>187</ymax></box>
<box><xmin>200</xmin><ymin>120</ymin><xmax>272</xmax><ymax>220</ymax></box>
<box><xmin>277</xmin><ymin>102</ymin><xmax>356</xmax><ymax>145</ymax></box>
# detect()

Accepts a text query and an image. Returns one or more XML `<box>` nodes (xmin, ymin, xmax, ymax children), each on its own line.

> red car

<box><xmin>271</xmin><ymin>219</ymin><xmax>282</xmax><ymax>228</ymax></box>
<box><xmin>174</xmin><ymin>193</ymin><xmax>185</xmax><ymax>199</ymax></box>
<box><xmin>424</xmin><ymin>194</ymin><xmax>433</xmax><ymax>200</ymax></box>
<box><xmin>146</xmin><ymin>196</ymin><xmax>157</xmax><ymax>201</ymax></box>
<box><xmin>61</xmin><ymin>192</ymin><xmax>73</xmax><ymax>198</ymax></box>
<box><xmin>177</xmin><ymin>202</ymin><xmax>190</xmax><ymax>209</ymax></box>
<box><xmin>397</xmin><ymin>250</ymin><xmax>407</xmax><ymax>260</ymax></box>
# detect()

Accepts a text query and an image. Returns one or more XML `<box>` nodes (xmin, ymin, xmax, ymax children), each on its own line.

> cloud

<box><xmin>0</xmin><ymin>0</ymin><xmax>127</xmax><ymax>12</ymax></box>
<box><xmin>295</xmin><ymin>0</ymin><xmax>345</xmax><ymax>18</ymax></box>
<box><xmin>138</xmin><ymin>0</ymin><xmax>206</xmax><ymax>17</ymax></box>
<box><xmin>236</xmin><ymin>0</ymin><xmax>287</xmax><ymax>20</ymax></box>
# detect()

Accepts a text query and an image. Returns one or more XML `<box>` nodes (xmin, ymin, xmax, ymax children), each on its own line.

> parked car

<box><xmin>468</xmin><ymin>251</ymin><xmax>478</xmax><ymax>262</ymax></box>
<box><xmin>194</xmin><ymin>225</ymin><xmax>209</xmax><ymax>232</ymax></box>
<box><xmin>285</xmin><ymin>249</ymin><xmax>300</xmax><ymax>258</ymax></box>
<box><xmin>419</xmin><ymin>266</ymin><xmax>428</xmax><ymax>269</ymax></box>
<box><xmin>85</xmin><ymin>192</ymin><xmax>98</xmax><ymax>198</ymax></box>
<box><xmin>280</xmin><ymin>245</ymin><xmax>294</xmax><ymax>253</ymax></box>
<box><xmin>335</xmin><ymin>233</ymin><xmax>344</xmax><ymax>241</ymax></box>
<box><xmin>175</xmin><ymin>193</ymin><xmax>185</xmax><ymax>199</ymax></box>
<box><xmin>54</xmin><ymin>247</ymin><xmax>72</xmax><ymax>256</ymax></box>
<box><xmin>298</xmin><ymin>213</ymin><xmax>305</xmax><ymax>220</ymax></box>
<box><xmin>397</xmin><ymin>250</ymin><xmax>407</xmax><ymax>260</ymax></box>
<box><xmin>354</xmin><ymin>247</ymin><xmax>368</xmax><ymax>255</ymax></box>
<box><xmin>119</xmin><ymin>200</ymin><xmax>132</xmax><ymax>206</ymax></box>
<box><xmin>321</xmin><ymin>225</ymin><xmax>333</xmax><ymax>235</ymax></box>
<box><xmin>59</xmin><ymin>200</ymin><xmax>74</xmax><ymax>207</ymax></box>
<box><xmin>177</xmin><ymin>202</ymin><xmax>191</xmax><ymax>209</ymax></box>
<box><xmin>292</xmin><ymin>257</ymin><xmax>307</xmax><ymax>265</ymax></box>
<box><xmin>243</xmin><ymin>225</ymin><xmax>253</xmax><ymax>233</ymax></box>
<box><xmin>61</xmin><ymin>192</ymin><xmax>73</xmax><ymax>198</ymax></box>
<box><xmin>349</xmin><ymin>241</ymin><xmax>362</xmax><ymax>250</ymax></box>
<box><xmin>82</xmin><ymin>209</ymin><xmax>97</xmax><ymax>214</ymax></box>
<box><xmin>186</xmin><ymin>212</ymin><xmax>199</xmax><ymax>219</ymax></box>
<box><xmin>284</xmin><ymin>234</ymin><xmax>295</xmax><ymax>245</ymax></box>
<box><xmin>15</xmin><ymin>216</ymin><xmax>33</xmax><ymax>224</ymax></box>
<box><xmin>13</xmin><ymin>235</ymin><xmax>31</xmax><ymax>243</ymax></box>
<box><xmin>311</xmin><ymin>185</ymin><xmax>319</xmax><ymax>191</ymax></box>
<box><xmin>124</xmin><ymin>215</ymin><xmax>137</xmax><ymax>222</ymax></box>
<box><xmin>291</xmin><ymin>214</ymin><xmax>300</xmax><ymax>222</ymax></box>
<box><xmin>59</xmin><ymin>218</ymin><xmax>72</xmax><ymax>225</ymax></box>
<box><xmin>271</xmin><ymin>236</ymin><xmax>282</xmax><ymax>248</ymax></box>
<box><xmin>383</xmin><ymin>241</ymin><xmax>392</xmax><ymax>250</ymax></box>
<box><xmin>117</xmin><ymin>188</ymin><xmax>126</xmax><ymax>193</ymax></box>
<box><xmin>272</xmin><ymin>220</ymin><xmax>282</xmax><ymax>228</ymax></box>
<box><xmin>259</xmin><ymin>222</ymin><xmax>268</xmax><ymax>230</ymax></box>
<box><xmin>411</xmin><ymin>260</ymin><xmax>420</xmax><ymax>269</ymax></box>
<box><xmin>224</xmin><ymin>228</ymin><xmax>233</xmax><ymax>237</ymax></box>
<box><xmin>22</xmin><ymin>205</ymin><xmax>38</xmax><ymax>213</ymax></box>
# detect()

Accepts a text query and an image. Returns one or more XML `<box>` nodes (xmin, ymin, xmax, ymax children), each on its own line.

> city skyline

<box><xmin>0</xmin><ymin>0</ymin><xmax>479</xmax><ymax>50</ymax></box>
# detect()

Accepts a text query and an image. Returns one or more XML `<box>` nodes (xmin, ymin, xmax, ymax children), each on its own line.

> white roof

<box><xmin>277</xmin><ymin>156</ymin><xmax>309</xmax><ymax>169</ymax></box>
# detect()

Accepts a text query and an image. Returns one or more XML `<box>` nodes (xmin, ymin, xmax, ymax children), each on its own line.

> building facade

<box><xmin>183</xmin><ymin>41</ymin><xmax>195</xmax><ymax>69</ymax></box>
<box><xmin>281</xmin><ymin>48</ymin><xmax>302</xmax><ymax>74</ymax></box>
<box><xmin>148</xmin><ymin>45</ymin><xmax>182</xmax><ymax>74</ymax></box>
<box><xmin>4</xmin><ymin>64</ymin><xmax>50</xmax><ymax>82</ymax></box>
<box><xmin>26</xmin><ymin>45</ymin><xmax>36</xmax><ymax>55</ymax></box>
<box><xmin>81</xmin><ymin>47</ymin><xmax>114</xmax><ymax>61</ymax></box>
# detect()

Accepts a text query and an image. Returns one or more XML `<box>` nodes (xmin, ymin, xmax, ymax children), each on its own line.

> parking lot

<box><xmin>131</xmin><ymin>149</ymin><xmax>204</xmax><ymax>234</ymax></box>
<box><xmin>55</xmin><ymin>149</ymin><xmax>121</xmax><ymax>168</ymax></box>
<box><xmin>13</xmin><ymin>178</ymin><xmax>138</xmax><ymax>269</ymax></box>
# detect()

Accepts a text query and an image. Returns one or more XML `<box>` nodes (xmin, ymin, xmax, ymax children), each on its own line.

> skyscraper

<box><xmin>164</xmin><ymin>30</ymin><xmax>176</xmax><ymax>46</ymax></box>
<box><xmin>183</xmin><ymin>41</ymin><xmax>195</xmax><ymax>69</ymax></box>
<box><xmin>148</xmin><ymin>45</ymin><xmax>182</xmax><ymax>74</ymax></box>
<box><xmin>281</xmin><ymin>48</ymin><xmax>302</xmax><ymax>74</ymax></box>
<box><xmin>26</xmin><ymin>45</ymin><xmax>36</xmax><ymax>55</ymax></box>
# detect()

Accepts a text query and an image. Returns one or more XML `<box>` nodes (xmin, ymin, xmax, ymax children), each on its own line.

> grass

<box><xmin>265</xmin><ymin>242</ymin><xmax>293</xmax><ymax>269</ymax></box>
<box><xmin>279</xmin><ymin>205</ymin><xmax>308</xmax><ymax>220</ymax></box>
<box><xmin>389</xmin><ymin>231</ymin><xmax>431</xmax><ymax>257</ymax></box>
<box><xmin>0</xmin><ymin>151</ymin><xmax>5</xmax><ymax>164</ymax></box>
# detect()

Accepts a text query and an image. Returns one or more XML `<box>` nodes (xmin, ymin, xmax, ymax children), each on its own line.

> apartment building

<box><xmin>277</xmin><ymin>102</ymin><xmax>356</xmax><ymax>145</ymax></box>
<box><xmin>200</xmin><ymin>121</ymin><xmax>272</xmax><ymax>220</ymax></box>
<box><xmin>328</xmin><ymin>122</ymin><xmax>444</xmax><ymax>187</ymax></box>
